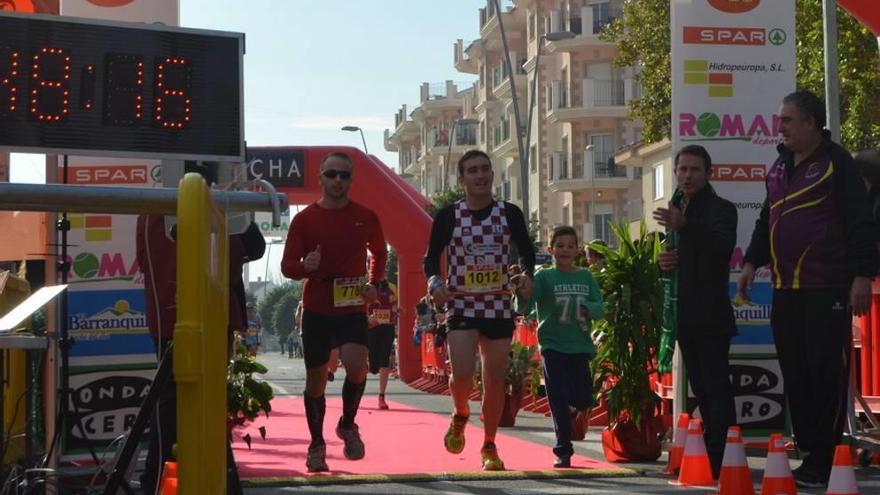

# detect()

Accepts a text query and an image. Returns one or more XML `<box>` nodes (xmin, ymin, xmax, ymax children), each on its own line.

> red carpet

<box><xmin>232</xmin><ymin>396</ymin><xmax>631</xmax><ymax>484</ymax></box>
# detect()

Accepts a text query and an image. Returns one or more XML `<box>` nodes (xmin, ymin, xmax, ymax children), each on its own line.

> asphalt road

<box><xmin>241</xmin><ymin>351</ymin><xmax>880</xmax><ymax>494</ymax></box>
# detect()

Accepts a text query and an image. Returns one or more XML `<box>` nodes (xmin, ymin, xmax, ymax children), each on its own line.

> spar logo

<box><xmin>66</xmin><ymin>252</ymin><xmax>141</xmax><ymax>283</ymax></box>
<box><xmin>684</xmin><ymin>60</ymin><xmax>733</xmax><ymax>97</ymax></box>
<box><xmin>69</xmin><ymin>166</ymin><xmax>149</xmax><ymax>185</ymax></box>
<box><xmin>714</xmin><ymin>164</ymin><xmax>765</xmax><ymax>182</ymax></box>
<box><xmin>707</xmin><ymin>0</ymin><xmax>760</xmax><ymax>14</ymax></box>
<box><xmin>679</xmin><ymin>112</ymin><xmax>783</xmax><ymax>146</ymax></box>
<box><xmin>69</xmin><ymin>299</ymin><xmax>147</xmax><ymax>333</ymax></box>
<box><xmin>683</xmin><ymin>26</ymin><xmax>766</xmax><ymax>46</ymax></box>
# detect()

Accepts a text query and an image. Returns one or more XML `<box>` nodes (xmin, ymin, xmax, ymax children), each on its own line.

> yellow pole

<box><xmin>174</xmin><ymin>173</ymin><xmax>228</xmax><ymax>494</ymax></box>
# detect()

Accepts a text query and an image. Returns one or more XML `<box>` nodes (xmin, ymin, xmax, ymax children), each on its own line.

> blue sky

<box><xmin>181</xmin><ymin>0</ymin><xmax>487</xmax><ymax>170</ymax></box>
<box><xmin>11</xmin><ymin>0</ymin><xmax>491</xmax><ymax>181</ymax></box>
<box><xmin>9</xmin><ymin>1</ymin><xmax>497</xmax><ymax>283</ymax></box>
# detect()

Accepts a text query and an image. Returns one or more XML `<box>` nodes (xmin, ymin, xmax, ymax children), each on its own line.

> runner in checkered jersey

<box><xmin>424</xmin><ymin>149</ymin><xmax>536</xmax><ymax>471</ymax></box>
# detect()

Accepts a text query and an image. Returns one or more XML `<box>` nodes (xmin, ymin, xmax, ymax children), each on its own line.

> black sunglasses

<box><xmin>321</xmin><ymin>169</ymin><xmax>352</xmax><ymax>180</ymax></box>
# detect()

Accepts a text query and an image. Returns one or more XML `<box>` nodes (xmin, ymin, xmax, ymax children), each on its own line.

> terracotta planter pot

<box><xmin>600</xmin><ymin>410</ymin><xmax>664</xmax><ymax>462</ymax></box>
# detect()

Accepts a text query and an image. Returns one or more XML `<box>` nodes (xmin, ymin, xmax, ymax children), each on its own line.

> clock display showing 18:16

<box><xmin>0</xmin><ymin>46</ymin><xmax>192</xmax><ymax>129</ymax></box>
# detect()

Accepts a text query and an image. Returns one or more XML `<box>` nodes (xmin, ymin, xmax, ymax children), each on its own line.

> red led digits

<box><xmin>103</xmin><ymin>54</ymin><xmax>144</xmax><ymax>125</ymax></box>
<box><xmin>153</xmin><ymin>57</ymin><xmax>191</xmax><ymax>129</ymax></box>
<box><xmin>0</xmin><ymin>47</ymin><xmax>19</xmax><ymax>116</ymax></box>
<box><xmin>28</xmin><ymin>47</ymin><xmax>71</xmax><ymax>122</ymax></box>
<box><xmin>80</xmin><ymin>64</ymin><xmax>96</xmax><ymax>110</ymax></box>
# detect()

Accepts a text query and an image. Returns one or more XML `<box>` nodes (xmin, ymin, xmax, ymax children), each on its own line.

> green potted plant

<box><xmin>588</xmin><ymin>222</ymin><xmax>665</xmax><ymax>461</ymax></box>
<box><xmin>499</xmin><ymin>341</ymin><xmax>542</xmax><ymax>427</ymax></box>
<box><xmin>227</xmin><ymin>339</ymin><xmax>274</xmax><ymax>447</ymax></box>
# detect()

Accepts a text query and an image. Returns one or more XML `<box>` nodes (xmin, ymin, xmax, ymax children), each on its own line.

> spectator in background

<box><xmin>586</xmin><ymin>239</ymin><xmax>607</xmax><ymax>270</ymax></box>
<box><xmin>854</xmin><ymin>148</ymin><xmax>880</xmax><ymax>222</ymax></box>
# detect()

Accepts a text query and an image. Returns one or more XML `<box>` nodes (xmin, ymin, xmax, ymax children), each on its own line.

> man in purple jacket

<box><xmin>737</xmin><ymin>90</ymin><xmax>877</xmax><ymax>488</ymax></box>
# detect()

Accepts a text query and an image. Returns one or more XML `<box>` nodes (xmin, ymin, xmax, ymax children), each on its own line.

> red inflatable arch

<box><xmin>255</xmin><ymin>146</ymin><xmax>431</xmax><ymax>383</ymax></box>
<box><xmin>839</xmin><ymin>1</ymin><xmax>880</xmax><ymax>37</ymax></box>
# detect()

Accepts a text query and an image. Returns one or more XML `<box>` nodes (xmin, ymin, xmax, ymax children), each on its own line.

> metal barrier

<box><xmin>0</xmin><ymin>270</ymin><xmax>31</xmax><ymax>464</ymax></box>
<box><xmin>174</xmin><ymin>173</ymin><xmax>229</xmax><ymax>494</ymax></box>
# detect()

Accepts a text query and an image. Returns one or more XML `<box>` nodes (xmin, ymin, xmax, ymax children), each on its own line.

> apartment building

<box><xmin>612</xmin><ymin>138</ymin><xmax>674</xmax><ymax>236</ymax></box>
<box><xmin>385</xmin><ymin>0</ymin><xmax>643</xmax><ymax>245</ymax></box>
<box><xmin>384</xmin><ymin>81</ymin><xmax>479</xmax><ymax>199</ymax></box>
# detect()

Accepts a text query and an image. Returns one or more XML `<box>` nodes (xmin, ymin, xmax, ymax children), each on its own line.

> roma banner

<box><xmin>672</xmin><ymin>0</ymin><xmax>795</xmax><ymax>439</ymax></box>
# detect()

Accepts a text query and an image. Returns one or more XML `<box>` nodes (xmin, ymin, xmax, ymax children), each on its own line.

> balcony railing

<box><xmin>592</xmin><ymin>79</ymin><xmax>625</xmax><ymax>107</ymax></box>
<box><xmin>550</xmin><ymin>3</ymin><xmax>621</xmax><ymax>37</ymax></box>
<box><xmin>551</xmin><ymin>151</ymin><xmax>628</xmax><ymax>180</ymax></box>
<box><xmin>455</xmin><ymin>125</ymin><xmax>478</xmax><ymax>146</ymax></box>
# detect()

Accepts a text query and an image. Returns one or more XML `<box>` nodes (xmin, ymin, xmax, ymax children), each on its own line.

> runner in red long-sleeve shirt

<box><xmin>281</xmin><ymin>151</ymin><xmax>387</xmax><ymax>472</ymax></box>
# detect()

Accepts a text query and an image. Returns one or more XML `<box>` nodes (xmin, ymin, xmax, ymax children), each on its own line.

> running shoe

<box><xmin>335</xmin><ymin>419</ymin><xmax>365</xmax><ymax>460</ymax></box>
<box><xmin>480</xmin><ymin>442</ymin><xmax>505</xmax><ymax>471</ymax></box>
<box><xmin>444</xmin><ymin>414</ymin><xmax>468</xmax><ymax>454</ymax></box>
<box><xmin>553</xmin><ymin>454</ymin><xmax>572</xmax><ymax>468</ymax></box>
<box><xmin>306</xmin><ymin>443</ymin><xmax>328</xmax><ymax>472</ymax></box>
<box><xmin>378</xmin><ymin>396</ymin><xmax>389</xmax><ymax>410</ymax></box>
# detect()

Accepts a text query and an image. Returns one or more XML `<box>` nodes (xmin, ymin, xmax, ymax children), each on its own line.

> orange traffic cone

<box><xmin>760</xmin><ymin>434</ymin><xmax>795</xmax><ymax>495</ymax></box>
<box><xmin>158</xmin><ymin>461</ymin><xmax>178</xmax><ymax>495</ymax></box>
<box><xmin>662</xmin><ymin>413</ymin><xmax>689</xmax><ymax>475</ymax></box>
<box><xmin>826</xmin><ymin>444</ymin><xmax>859</xmax><ymax>495</ymax></box>
<box><xmin>716</xmin><ymin>426</ymin><xmax>754</xmax><ymax>495</ymax></box>
<box><xmin>676</xmin><ymin>418</ymin><xmax>715</xmax><ymax>487</ymax></box>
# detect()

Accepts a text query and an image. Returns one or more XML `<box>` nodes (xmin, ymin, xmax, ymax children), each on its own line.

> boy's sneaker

<box><xmin>444</xmin><ymin>414</ymin><xmax>468</xmax><ymax>454</ymax></box>
<box><xmin>480</xmin><ymin>442</ymin><xmax>505</xmax><ymax>471</ymax></box>
<box><xmin>306</xmin><ymin>443</ymin><xmax>328</xmax><ymax>472</ymax></box>
<box><xmin>335</xmin><ymin>419</ymin><xmax>365</xmax><ymax>460</ymax></box>
<box><xmin>792</xmin><ymin>464</ymin><xmax>826</xmax><ymax>488</ymax></box>
<box><xmin>553</xmin><ymin>454</ymin><xmax>571</xmax><ymax>468</ymax></box>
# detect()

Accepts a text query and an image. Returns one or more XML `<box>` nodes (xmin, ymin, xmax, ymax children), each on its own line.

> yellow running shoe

<box><xmin>480</xmin><ymin>442</ymin><xmax>505</xmax><ymax>471</ymax></box>
<box><xmin>444</xmin><ymin>414</ymin><xmax>468</xmax><ymax>454</ymax></box>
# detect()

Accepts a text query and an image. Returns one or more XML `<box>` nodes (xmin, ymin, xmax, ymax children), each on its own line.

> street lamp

<box><xmin>262</xmin><ymin>238</ymin><xmax>285</xmax><ymax>300</ymax></box>
<box><xmin>492</xmin><ymin>0</ymin><xmax>531</xmax><ymax>217</ymax></box>
<box><xmin>445</xmin><ymin>117</ymin><xmax>479</xmax><ymax>189</ymax></box>
<box><xmin>341</xmin><ymin>125</ymin><xmax>369</xmax><ymax>154</ymax></box>
<box><xmin>524</xmin><ymin>30</ymin><xmax>576</xmax><ymax>189</ymax></box>
<box><xmin>585</xmin><ymin>144</ymin><xmax>595</xmax><ymax>242</ymax></box>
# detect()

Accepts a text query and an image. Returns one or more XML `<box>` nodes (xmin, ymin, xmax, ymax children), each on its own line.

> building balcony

<box><xmin>479</xmin><ymin>5</ymin><xmax>500</xmax><ymax>40</ymax></box>
<box><xmin>546</xmin><ymin>78</ymin><xmax>630</xmax><ymax>123</ymax></box>
<box><xmin>545</xmin><ymin>5</ymin><xmax>619</xmax><ymax>53</ymax></box>
<box><xmin>454</xmin><ymin>39</ymin><xmax>479</xmax><ymax>74</ymax></box>
<box><xmin>416</xmin><ymin>81</ymin><xmax>467</xmax><ymax>118</ymax></box>
<box><xmin>491</xmin><ymin>59</ymin><xmax>528</xmax><ymax>100</ymax></box>
<box><xmin>547</xmin><ymin>151</ymin><xmax>632</xmax><ymax>193</ymax></box>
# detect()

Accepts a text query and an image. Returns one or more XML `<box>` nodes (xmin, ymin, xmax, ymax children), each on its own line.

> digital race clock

<box><xmin>0</xmin><ymin>11</ymin><xmax>244</xmax><ymax>161</ymax></box>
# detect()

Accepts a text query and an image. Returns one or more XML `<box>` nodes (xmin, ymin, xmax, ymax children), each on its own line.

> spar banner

<box><xmin>672</xmin><ymin>0</ymin><xmax>795</xmax><ymax>349</ymax></box>
<box><xmin>60</xmin><ymin>158</ymin><xmax>162</xmax><ymax>458</ymax></box>
<box><xmin>57</xmin><ymin>0</ymin><xmax>179</xmax><ymax>460</ymax></box>
<box><xmin>671</xmin><ymin>0</ymin><xmax>795</xmax><ymax>435</ymax></box>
